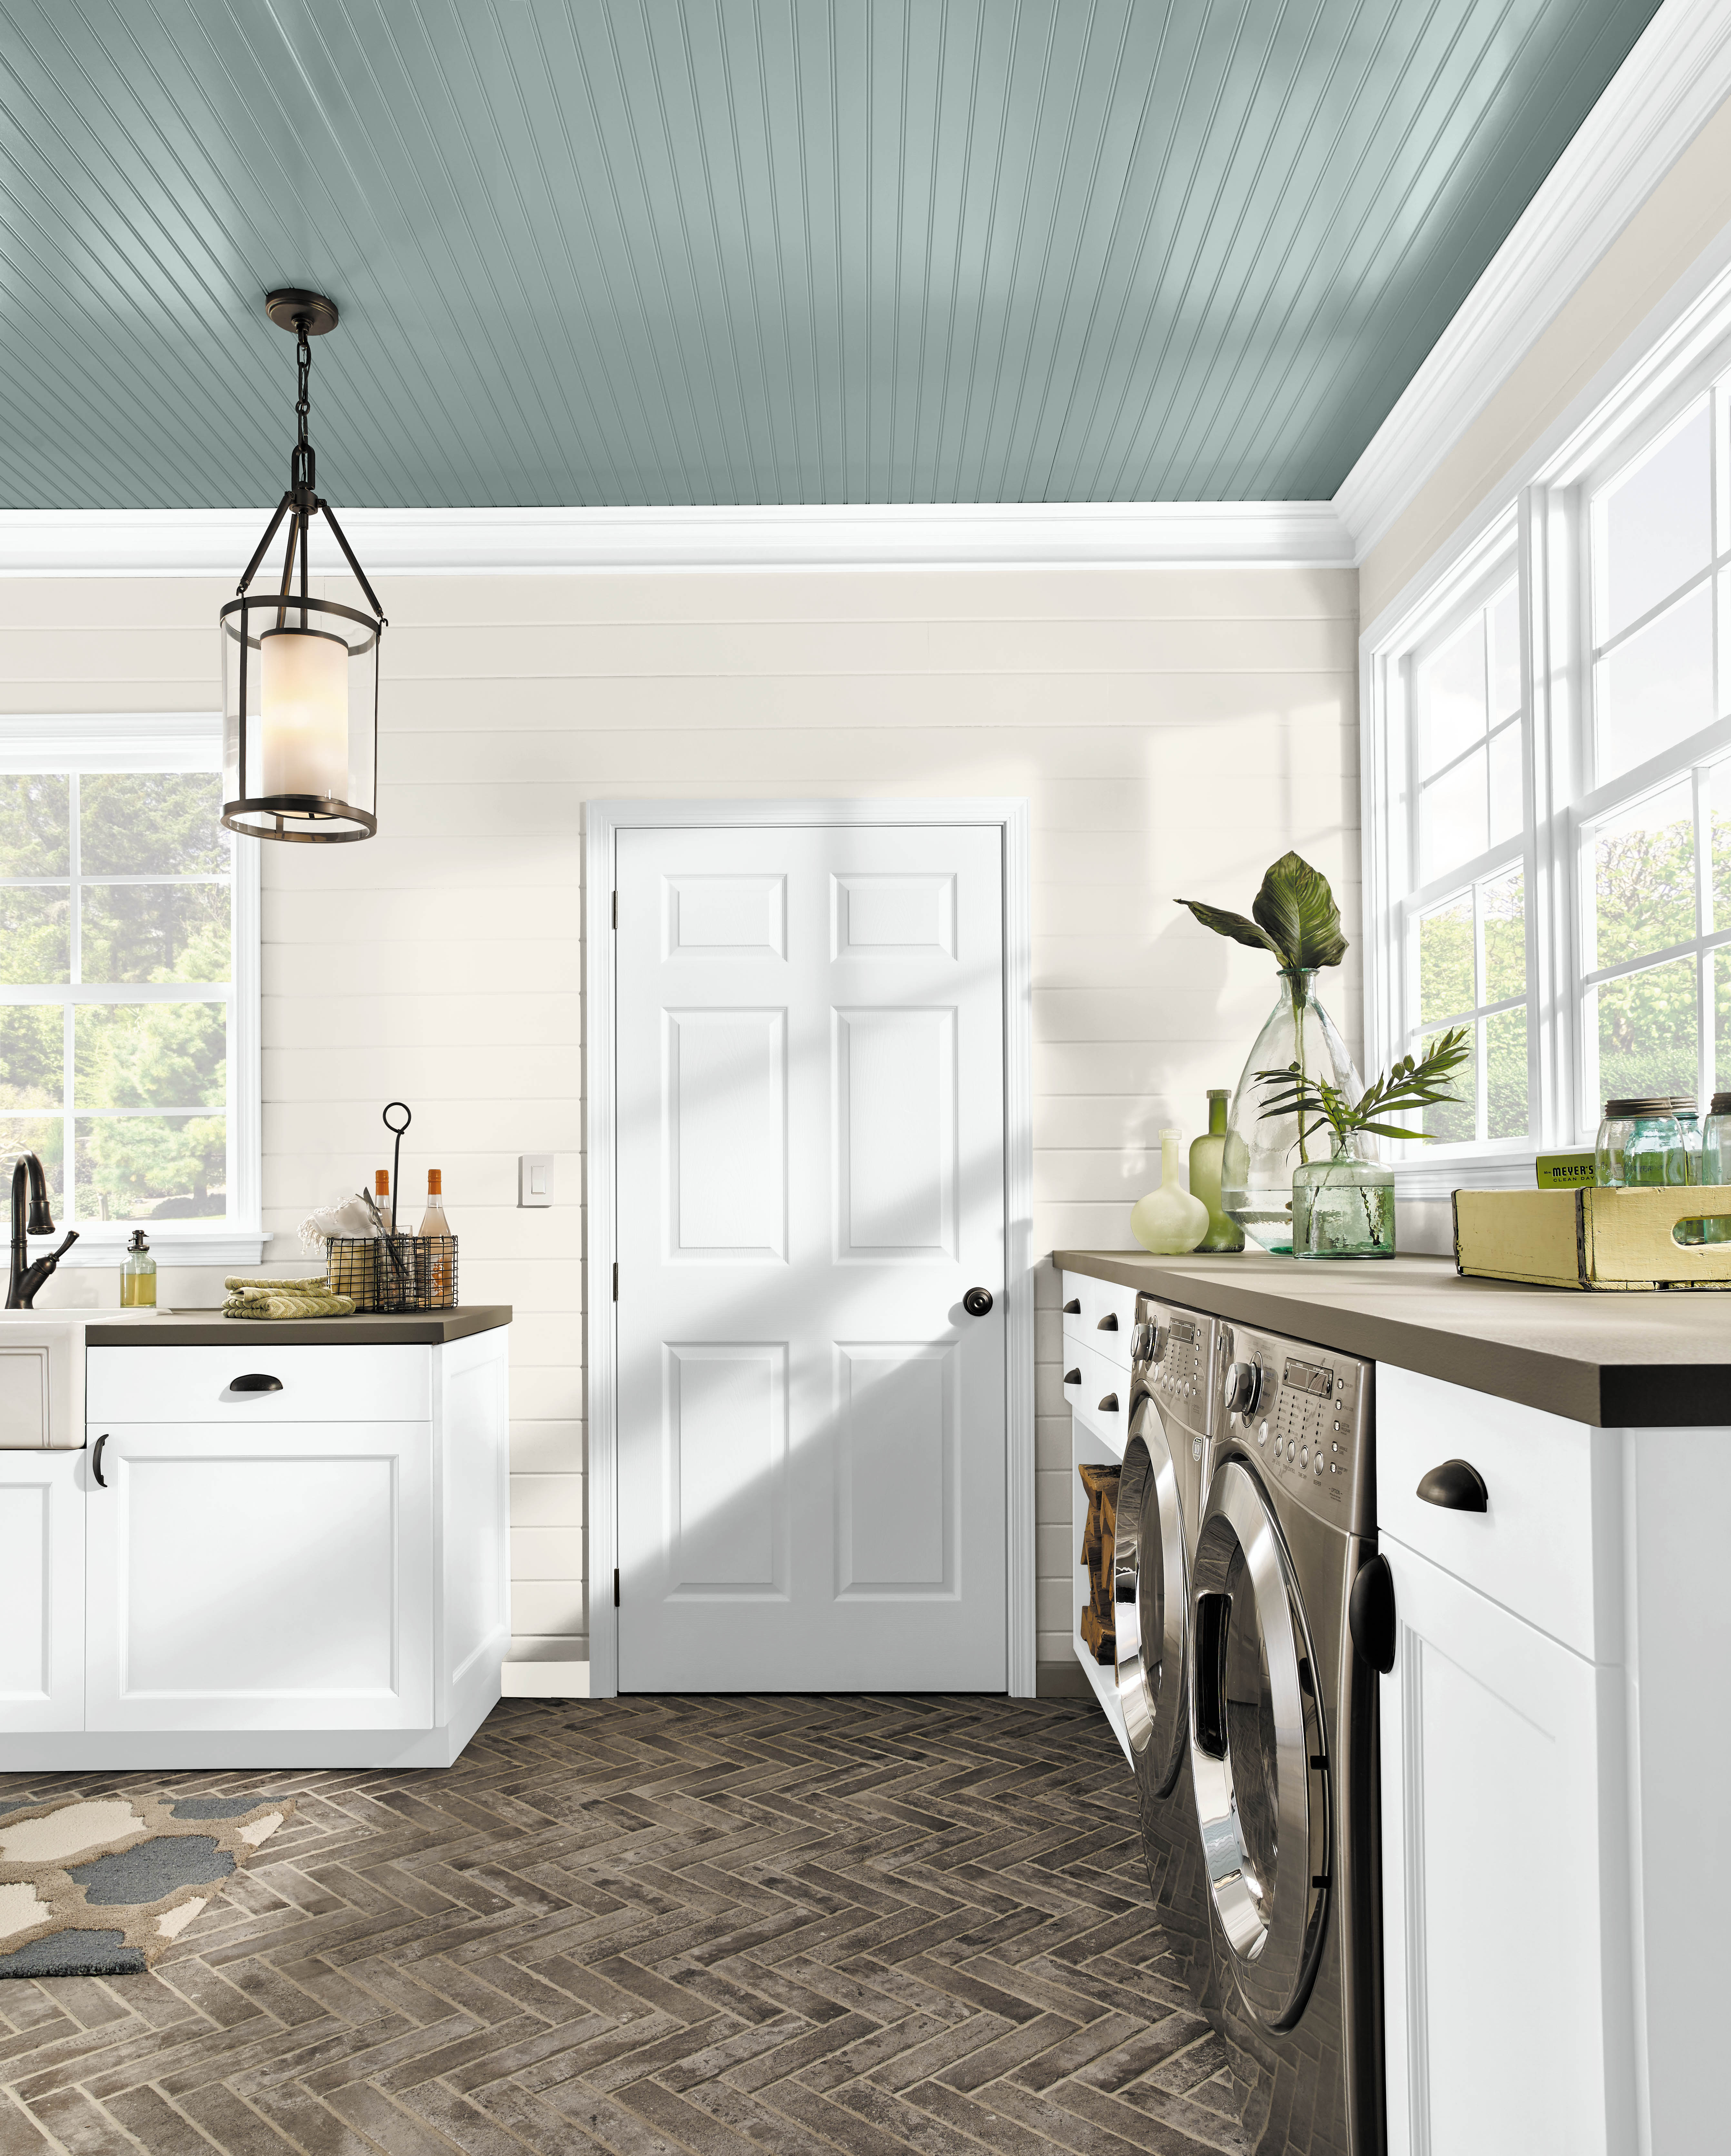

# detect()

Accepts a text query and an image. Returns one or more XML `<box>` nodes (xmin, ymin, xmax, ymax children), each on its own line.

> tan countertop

<box><xmin>85</xmin><ymin>1305</ymin><xmax>511</xmax><ymax>1348</ymax></box>
<box><xmin>1052</xmin><ymin>1251</ymin><xmax>1731</xmax><ymax>1427</ymax></box>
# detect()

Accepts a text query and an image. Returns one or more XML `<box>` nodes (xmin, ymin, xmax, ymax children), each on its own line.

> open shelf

<box><xmin>1072</xmin><ymin>1412</ymin><xmax>1133</xmax><ymax>1771</ymax></box>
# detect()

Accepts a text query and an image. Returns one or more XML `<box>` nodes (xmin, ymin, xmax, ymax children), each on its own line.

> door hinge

<box><xmin>611</xmin><ymin>889</ymin><xmax>617</xmax><ymax>928</ymax></box>
<box><xmin>613</xmin><ymin>1567</ymin><xmax>620</xmax><ymax>1608</ymax></box>
<box><xmin>612</xmin><ymin>1261</ymin><xmax>618</xmax><ymax>1300</ymax></box>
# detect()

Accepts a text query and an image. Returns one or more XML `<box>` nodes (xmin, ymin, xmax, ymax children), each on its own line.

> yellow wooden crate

<box><xmin>1453</xmin><ymin>1187</ymin><xmax>1731</xmax><ymax>1289</ymax></box>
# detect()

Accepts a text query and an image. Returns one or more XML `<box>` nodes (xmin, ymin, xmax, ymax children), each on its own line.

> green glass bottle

<box><xmin>1189</xmin><ymin>1089</ymin><xmax>1245</xmax><ymax>1253</ymax></box>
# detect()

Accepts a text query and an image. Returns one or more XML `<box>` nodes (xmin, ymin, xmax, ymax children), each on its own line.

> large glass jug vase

<box><xmin>1221</xmin><ymin>970</ymin><xmax>1363</xmax><ymax>1256</ymax></box>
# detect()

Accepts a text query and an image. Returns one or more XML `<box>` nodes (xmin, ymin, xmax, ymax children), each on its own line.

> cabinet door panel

<box><xmin>1380</xmin><ymin>1533</ymin><xmax>1627</xmax><ymax>2156</ymax></box>
<box><xmin>86</xmin><ymin>1424</ymin><xmax>432</xmax><ymax>1730</ymax></box>
<box><xmin>0</xmin><ymin>1449</ymin><xmax>83</xmax><ymax>1731</ymax></box>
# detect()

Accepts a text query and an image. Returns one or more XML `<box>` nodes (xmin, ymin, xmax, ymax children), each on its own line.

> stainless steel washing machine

<box><xmin>1188</xmin><ymin>1320</ymin><xmax>1388</xmax><ymax>2156</ymax></box>
<box><xmin>1113</xmin><ymin>1294</ymin><xmax>1221</xmax><ymax>2010</ymax></box>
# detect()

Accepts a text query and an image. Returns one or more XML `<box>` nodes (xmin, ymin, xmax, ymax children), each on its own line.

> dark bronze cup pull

<box><xmin>1096</xmin><ymin>1311</ymin><xmax>1118</xmax><ymax>1330</ymax></box>
<box><xmin>1416</xmin><ymin>1458</ymin><xmax>1488</xmax><ymax>1512</ymax></box>
<box><xmin>1064</xmin><ymin>1367</ymin><xmax>1082</xmax><ymax>1386</ymax></box>
<box><xmin>1097</xmin><ymin>1393</ymin><xmax>1119</xmax><ymax>1414</ymax></box>
<box><xmin>91</xmin><ymin>1434</ymin><xmax>108</xmax><ymax>1488</ymax></box>
<box><xmin>1063</xmin><ymin>1297</ymin><xmax>1081</xmax><ymax>1314</ymax></box>
<box><xmin>230</xmin><ymin>1373</ymin><xmax>284</xmax><ymax>1394</ymax></box>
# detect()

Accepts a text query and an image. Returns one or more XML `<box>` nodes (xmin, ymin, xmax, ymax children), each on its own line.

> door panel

<box><xmin>834</xmin><ymin>1343</ymin><xmax>955</xmax><ymax>1595</ymax></box>
<box><xmin>663</xmin><ymin>1343</ymin><xmax>787</xmax><ymax>1597</ymax></box>
<box><xmin>835</xmin><ymin>1007</ymin><xmax>957</xmax><ymax>1259</ymax></box>
<box><xmin>0</xmin><ymin>1448</ymin><xmax>83</xmax><ymax>1732</ymax></box>
<box><xmin>86</xmin><ymin>1423</ymin><xmax>432</xmax><ymax>1730</ymax></box>
<box><xmin>666</xmin><ymin>1008</ymin><xmax>787</xmax><ymax>1260</ymax></box>
<box><xmin>1380</xmin><ymin>1532</ymin><xmax>1619</xmax><ymax>2156</ymax></box>
<box><xmin>617</xmin><ymin>822</ymin><xmax>1007</xmax><ymax>1692</ymax></box>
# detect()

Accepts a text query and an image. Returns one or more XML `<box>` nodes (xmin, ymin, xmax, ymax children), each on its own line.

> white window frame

<box><xmin>0</xmin><ymin>712</ymin><xmax>264</xmax><ymax>1267</ymax></box>
<box><xmin>1364</xmin><ymin>255</ymin><xmax>1731</xmax><ymax>1200</ymax></box>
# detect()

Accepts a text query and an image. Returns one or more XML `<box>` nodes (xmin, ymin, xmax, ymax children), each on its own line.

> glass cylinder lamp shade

<box><xmin>221</xmin><ymin>593</ymin><xmax>379</xmax><ymax>841</ymax></box>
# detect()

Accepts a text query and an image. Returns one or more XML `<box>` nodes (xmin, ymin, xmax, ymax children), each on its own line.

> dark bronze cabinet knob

<box><xmin>963</xmin><ymin>1286</ymin><xmax>994</xmax><ymax>1317</ymax></box>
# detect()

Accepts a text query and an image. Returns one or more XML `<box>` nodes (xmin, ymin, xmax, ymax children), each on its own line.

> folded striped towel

<box><xmin>223</xmin><ymin>1276</ymin><xmax>332</xmax><ymax>1294</ymax></box>
<box><xmin>223</xmin><ymin>1289</ymin><xmax>356</xmax><ymax>1320</ymax></box>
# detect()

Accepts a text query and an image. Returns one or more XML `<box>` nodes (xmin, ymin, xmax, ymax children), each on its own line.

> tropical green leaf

<box><xmin>1176</xmin><ymin>899</ymin><xmax>1283</xmax><ymax>958</ymax></box>
<box><xmin>1250</xmin><ymin>851</ymin><xmax>1348</xmax><ymax>971</ymax></box>
<box><xmin>1253</xmin><ymin>1022</ymin><xmax>1470</xmax><ymax>1152</ymax></box>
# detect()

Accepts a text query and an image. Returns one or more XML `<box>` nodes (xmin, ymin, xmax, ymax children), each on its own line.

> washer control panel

<box><xmin>1214</xmin><ymin>1324</ymin><xmax>1370</xmax><ymax>1532</ymax></box>
<box><xmin>1133</xmin><ymin>1294</ymin><xmax>1213</xmax><ymax>1444</ymax></box>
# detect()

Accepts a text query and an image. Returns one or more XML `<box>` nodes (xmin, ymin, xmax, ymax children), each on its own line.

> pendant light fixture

<box><xmin>221</xmin><ymin>290</ymin><xmax>385</xmax><ymax>843</ymax></box>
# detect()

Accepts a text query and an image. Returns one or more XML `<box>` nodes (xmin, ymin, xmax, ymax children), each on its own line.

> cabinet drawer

<box><xmin>1061</xmin><ymin>1272</ymin><xmax>1137</xmax><ymax>1369</ymax></box>
<box><xmin>1376</xmin><ymin>1365</ymin><xmax>1617</xmax><ymax>1661</ymax></box>
<box><xmin>86</xmin><ymin>1343</ymin><xmax>431</xmax><ymax>1426</ymax></box>
<box><xmin>1063</xmin><ymin>1336</ymin><xmax>1131</xmax><ymax>1459</ymax></box>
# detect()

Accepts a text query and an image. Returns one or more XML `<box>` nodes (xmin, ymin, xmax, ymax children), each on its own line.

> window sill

<box><xmin>43</xmin><ymin>1228</ymin><xmax>273</xmax><ymax>1269</ymax></box>
<box><xmin>1392</xmin><ymin>1150</ymin><xmax>1539</xmax><ymax>1201</ymax></box>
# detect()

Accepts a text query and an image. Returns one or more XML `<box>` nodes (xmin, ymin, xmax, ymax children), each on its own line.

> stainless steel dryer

<box><xmin>1113</xmin><ymin>1294</ymin><xmax>1220</xmax><ymax>2009</ymax></box>
<box><xmin>1188</xmin><ymin>1320</ymin><xmax>1388</xmax><ymax>2156</ymax></box>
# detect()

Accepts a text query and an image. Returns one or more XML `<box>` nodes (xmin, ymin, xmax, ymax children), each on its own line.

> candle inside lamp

<box><xmin>260</xmin><ymin>627</ymin><xmax>348</xmax><ymax>805</ymax></box>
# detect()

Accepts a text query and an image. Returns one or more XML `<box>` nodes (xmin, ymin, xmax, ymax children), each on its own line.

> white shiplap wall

<box><xmin>4</xmin><ymin>563</ymin><xmax>1359</xmax><ymax>1680</ymax></box>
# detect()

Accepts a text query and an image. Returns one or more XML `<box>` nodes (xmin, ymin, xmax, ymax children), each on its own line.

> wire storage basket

<box><xmin>326</xmin><ymin>1235</ymin><xmax>458</xmax><ymax>1312</ymax></box>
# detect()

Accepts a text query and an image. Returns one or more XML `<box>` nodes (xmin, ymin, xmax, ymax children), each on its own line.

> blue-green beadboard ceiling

<box><xmin>0</xmin><ymin>0</ymin><xmax>1661</xmax><ymax>510</ymax></box>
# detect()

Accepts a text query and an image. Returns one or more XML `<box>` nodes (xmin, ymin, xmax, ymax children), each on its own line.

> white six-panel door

<box><xmin>614</xmin><ymin>822</ymin><xmax>1008</xmax><ymax>1691</ymax></box>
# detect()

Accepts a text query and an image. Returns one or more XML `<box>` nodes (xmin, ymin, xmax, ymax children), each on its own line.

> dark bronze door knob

<box><xmin>963</xmin><ymin>1286</ymin><xmax>994</xmax><ymax>1317</ymax></box>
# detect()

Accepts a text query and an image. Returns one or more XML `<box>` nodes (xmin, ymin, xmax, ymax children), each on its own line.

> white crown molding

<box><xmin>0</xmin><ymin>499</ymin><xmax>1352</xmax><ymax>577</ymax></box>
<box><xmin>1334</xmin><ymin>0</ymin><xmax>1731</xmax><ymax>563</ymax></box>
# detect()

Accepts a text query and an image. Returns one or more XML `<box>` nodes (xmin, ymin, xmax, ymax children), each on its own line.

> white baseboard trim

<box><xmin>501</xmin><ymin>1657</ymin><xmax>592</xmax><ymax>1700</ymax></box>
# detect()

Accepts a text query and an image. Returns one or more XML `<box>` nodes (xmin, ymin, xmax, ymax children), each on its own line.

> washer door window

<box><xmin>1188</xmin><ymin>1459</ymin><xmax>1330</xmax><ymax>2027</ymax></box>
<box><xmin>1113</xmin><ymin>1409</ymin><xmax>1187</xmax><ymax>1797</ymax></box>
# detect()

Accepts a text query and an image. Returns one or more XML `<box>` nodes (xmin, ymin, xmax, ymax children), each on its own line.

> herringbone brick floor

<box><xmin>0</xmin><ymin>1695</ymin><xmax>1253</xmax><ymax>2156</ymax></box>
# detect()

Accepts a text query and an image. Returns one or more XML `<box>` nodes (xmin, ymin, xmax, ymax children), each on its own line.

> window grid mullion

<box><xmin>65</xmin><ymin>772</ymin><xmax>78</xmax><ymax>1219</ymax></box>
<box><xmin>1696</xmin><ymin>762</ymin><xmax>1715</xmax><ymax>1110</ymax></box>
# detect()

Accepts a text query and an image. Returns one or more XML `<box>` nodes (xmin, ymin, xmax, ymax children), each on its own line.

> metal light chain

<box><xmin>290</xmin><ymin>316</ymin><xmax>315</xmax><ymax>495</ymax></box>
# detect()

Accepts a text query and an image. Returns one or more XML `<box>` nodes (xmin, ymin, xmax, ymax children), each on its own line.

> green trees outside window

<box><xmin>0</xmin><ymin>770</ymin><xmax>231</xmax><ymax>1222</ymax></box>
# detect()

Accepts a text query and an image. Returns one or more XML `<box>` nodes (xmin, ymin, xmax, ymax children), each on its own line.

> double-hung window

<box><xmin>1402</xmin><ymin>566</ymin><xmax>1533</xmax><ymax>1149</ymax></box>
<box><xmin>0</xmin><ymin>716</ymin><xmax>261</xmax><ymax>1262</ymax></box>
<box><xmin>1577</xmin><ymin>395</ymin><xmax>1728</xmax><ymax>1120</ymax></box>
<box><xmin>1366</xmin><ymin>273</ymin><xmax>1731</xmax><ymax>1180</ymax></box>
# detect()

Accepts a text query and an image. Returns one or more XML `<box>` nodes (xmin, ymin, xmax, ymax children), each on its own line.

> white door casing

<box><xmin>588</xmin><ymin>800</ymin><xmax>1033</xmax><ymax>1697</ymax></box>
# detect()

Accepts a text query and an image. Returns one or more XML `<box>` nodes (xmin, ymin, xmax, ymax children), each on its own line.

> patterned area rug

<box><xmin>0</xmin><ymin>1792</ymin><xmax>292</xmax><ymax>1977</ymax></box>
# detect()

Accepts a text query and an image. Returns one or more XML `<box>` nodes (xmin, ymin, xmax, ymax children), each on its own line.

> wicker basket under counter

<box><xmin>326</xmin><ymin>1234</ymin><xmax>458</xmax><ymax>1311</ymax></box>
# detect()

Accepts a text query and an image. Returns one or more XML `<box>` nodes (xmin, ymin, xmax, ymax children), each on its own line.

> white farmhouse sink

<box><xmin>0</xmin><ymin>1310</ymin><xmax>166</xmax><ymax>1448</ymax></box>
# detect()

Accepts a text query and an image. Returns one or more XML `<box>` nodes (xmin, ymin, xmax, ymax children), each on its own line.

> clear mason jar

<box><xmin>1619</xmin><ymin>1098</ymin><xmax>1684</xmax><ymax>1186</ymax></box>
<box><xmin>1669</xmin><ymin>1097</ymin><xmax>1702</xmax><ymax>1184</ymax></box>
<box><xmin>1702</xmin><ymin>1091</ymin><xmax>1731</xmax><ymax>1242</ymax></box>
<box><xmin>1594</xmin><ymin>1105</ymin><xmax>1633</xmax><ymax>1187</ymax></box>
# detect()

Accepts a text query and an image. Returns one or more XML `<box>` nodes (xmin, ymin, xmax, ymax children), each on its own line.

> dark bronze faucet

<box><xmin>7</xmin><ymin>1153</ymin><xmax>77</xmax><ymax>1309</ymax></box>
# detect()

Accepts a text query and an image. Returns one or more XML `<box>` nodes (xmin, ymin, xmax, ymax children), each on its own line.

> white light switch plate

<box><xmin>519</xmin><ymin>1154</ymin><xmax>554</xmax><ymax>1207</ymax></box>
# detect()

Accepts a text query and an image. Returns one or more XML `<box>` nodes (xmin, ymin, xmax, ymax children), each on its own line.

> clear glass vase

<box><xmin>1221</xmin><ymin>970</ymin><xmax>1363</xmax><ymax>1256</ymax></box>
<box><xmin>1291</xmin><ymin>1150</ymin><xmax>1396</xmax><ymax>1259</ymax></box>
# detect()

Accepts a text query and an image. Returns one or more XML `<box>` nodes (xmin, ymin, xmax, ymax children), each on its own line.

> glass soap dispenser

<box><xmin>120</xmin><ymin>1228</ymin><xmax>156</xmax><ymax>1308</ymax></box>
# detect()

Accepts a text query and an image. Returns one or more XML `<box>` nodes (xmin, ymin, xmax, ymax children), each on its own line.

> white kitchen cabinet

<box><xmin>84</xmin><ymin>1421</ymin><xmax>433</xmax><ymax>1732</ymax></box>
<box><xmin>0</xmin><ymin>1320</ymin><xmax>510</xmax><ymax>1770</ymax></box>
<box><xmin>0</xmin><ymin>1447</ymin><xmax>84</xmax><ymax>1731</ymax></box>
<box><xmin>1378</xmin><ymin>1531</ymin><xmax>1628</xmax><ymax>2156</ymax></box>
